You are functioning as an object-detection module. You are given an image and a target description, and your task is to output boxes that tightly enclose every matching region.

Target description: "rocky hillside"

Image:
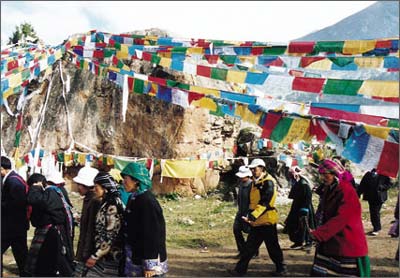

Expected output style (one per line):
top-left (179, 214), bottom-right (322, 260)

top-left (1, 40), bottom-right (243, 196)
top-left (296, 1), bottom-right (399, 41)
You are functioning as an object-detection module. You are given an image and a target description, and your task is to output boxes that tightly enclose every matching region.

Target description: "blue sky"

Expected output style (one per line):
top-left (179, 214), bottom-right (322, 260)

top-left (1, 1), bottom-right (375, 46)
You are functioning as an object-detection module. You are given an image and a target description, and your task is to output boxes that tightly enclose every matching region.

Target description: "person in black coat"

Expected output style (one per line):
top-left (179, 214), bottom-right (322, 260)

top-left (121, 162), bottom-right (168, 277)
top-left (1, 156), bottom-right (29, 277)
top-left (358, 168), bottom-right (392, 235)
top-left (285, 166), bottom-right (315, 250)
top-left (24, 173), bottom-right (74, 277)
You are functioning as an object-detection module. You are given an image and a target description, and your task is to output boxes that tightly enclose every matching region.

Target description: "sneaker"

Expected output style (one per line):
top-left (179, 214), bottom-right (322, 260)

top-left (227, 269), bottom-right (244, 277)
top-left (367, 231), bottom-right (379, 236)
top-left (302, 242), bottom-right (312, 251)
top-left (290, 243), bottom-right (303, 249)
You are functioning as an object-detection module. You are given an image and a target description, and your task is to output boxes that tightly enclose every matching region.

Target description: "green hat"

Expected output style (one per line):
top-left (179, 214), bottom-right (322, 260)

top-left (121, 162), bottom-right (152, 194)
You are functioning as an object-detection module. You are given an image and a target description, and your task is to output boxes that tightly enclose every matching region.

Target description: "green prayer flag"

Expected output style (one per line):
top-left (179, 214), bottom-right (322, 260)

top-left (211, 68), bottom-right (228, 81)
top-left (177, 83), bottom-right (190, 90)
top-left (329, 57), bottom-right (354, 67)
top-left (151, 54), bottom-right (161, 65)
top-left (220, 55), bottom-right (237, 64)
top-left (313, 41), bottom-right (344, 54)
top-left (263, 46), bottom-right (287, 55)
top-left (57, 152), bottom-right (64, 162)
top-left (210, 103), bottom-right (225, 117)
top-left (323, 79), bottom-right (363, 96)
top-left (115, 42), bottom-right (121, 50)
top-left (14, 131), bottom-right (21, 147)
top-left (104, 49), bottom-right (115, 58)
top-left (270, 118), bottom-right (293, 143)
top-left (166, 80), bottom-right (178, 87)
top-left (388, 119), bottom-right (399, 128)
top-left (134, 79), bottom-right (144, 94)
top-left (172, 47), bottom-right (187, 53)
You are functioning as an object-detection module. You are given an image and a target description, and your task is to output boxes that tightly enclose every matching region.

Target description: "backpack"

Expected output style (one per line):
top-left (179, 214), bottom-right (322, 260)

top-left (9, 174), bottom-right (32, 221)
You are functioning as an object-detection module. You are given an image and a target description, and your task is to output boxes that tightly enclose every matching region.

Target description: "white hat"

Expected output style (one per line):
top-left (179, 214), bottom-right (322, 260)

top-left (248, 158), bottom-right (266, 168)
top-left (236, 166), bottom-right (253, 178)
top-left (73, 166), bottom-right (99, 187)
top-left (46, 171), bottom-right (65, 184)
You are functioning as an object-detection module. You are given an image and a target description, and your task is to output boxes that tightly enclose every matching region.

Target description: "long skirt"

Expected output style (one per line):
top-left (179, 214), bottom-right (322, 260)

top-left (310, 251), bottom-right (370, 277)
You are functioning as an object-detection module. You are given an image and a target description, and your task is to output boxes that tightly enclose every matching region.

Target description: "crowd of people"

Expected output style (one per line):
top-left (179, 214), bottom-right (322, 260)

top-left (1, 154), bottom-right (398, 277)
top-left (228, 157), bottom-right (397, 277)
top-left (1, 156), bottom-right (168, 277)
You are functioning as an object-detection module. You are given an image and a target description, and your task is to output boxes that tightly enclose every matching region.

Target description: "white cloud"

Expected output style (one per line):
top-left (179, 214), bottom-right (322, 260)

top-left (1, 1), bottom-right (375, 46)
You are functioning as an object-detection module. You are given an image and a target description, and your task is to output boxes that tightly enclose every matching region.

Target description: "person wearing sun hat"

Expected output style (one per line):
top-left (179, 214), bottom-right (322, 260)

top-left (229, 158), bottom-right (287, 277)
top-left (309, 159), bottom-right (370, 277)
top-left (120, 162), bottom-right (168, 277)
top-left (232, 165), bottom-right (259, 259)
top-left (73, 165), bottom-right (102, 268)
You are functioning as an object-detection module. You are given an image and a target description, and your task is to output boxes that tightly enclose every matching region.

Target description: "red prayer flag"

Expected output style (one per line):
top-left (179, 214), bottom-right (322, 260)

top-left (148, 76), bottom-right (167, 86)
top-left (375, 40), bottom-right (392, 49)
top-left (288, 41), bottom-right (315, 53)
top-left (292, 77), bottom-right (325, 93)
top-left (7, 60), bottom-right (18, 71)
top-left (188, 92), bottom-right (204, 104)
top-left (16, 113), bottom-right (23, 131)
top-left (142, 52), bottom-right (152, 61)
top-left (376, 141), bottom-right (399, 178)
top-left (300, 57), bottom-right (326, 68)
top-left (261, 112), bottom-right (282, 139)
top-left (204, 55), bottom-right (219, 64)
top-left (127, 77), bottom-right (134, 92)
top-left (197, 65), bottom-right (211, 77)
top-left (251, 47), bottom-right (264, 55)
top-left (93, 50), bottom-right (104, 59)
top-left (310, 107), bottom-right (387, 126)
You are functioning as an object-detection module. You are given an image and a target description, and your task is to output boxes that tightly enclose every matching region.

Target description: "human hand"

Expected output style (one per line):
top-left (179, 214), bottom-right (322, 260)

top-left (144, 269), bottom-right (156, 277)
top-left (242, 216), bottom-right (255, 226)
top-left (85, 257), bottom-right (97, 268)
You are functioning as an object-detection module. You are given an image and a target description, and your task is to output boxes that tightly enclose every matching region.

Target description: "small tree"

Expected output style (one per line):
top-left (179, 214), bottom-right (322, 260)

top-left (8, 22), bottom-right (39, 45)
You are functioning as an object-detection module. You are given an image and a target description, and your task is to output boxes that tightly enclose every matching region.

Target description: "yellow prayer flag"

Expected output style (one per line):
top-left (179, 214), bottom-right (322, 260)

top-left (234, 103), bottom-right (262, 125)
top-left (238, 56), bottom-right (256, 65)
top-left (14, 148), bottom-right (23, 169)
top-left (343, 40), bottom-right (377, 55)
top-left (64, 153), bottom-right (73, 167)
top-left (108, 66), bottom-right (121, 73)
top-left (364, 125), bottom-right (391, 139)
top-left (69, 37), bottom-right (78, 47)
top-left (187, 47), bottom-right (203, 55)
top-left (161, 159), bottom-right (206, 178)
top-left (226, 70), bottom-right (246, 83)
top-left (354, 57), bottom-right (383, 68)
top-left (8, 73), bottom-right (22, 88)
top-left (54, 49), bottom-right (63, 60)
top-left (116, 50), bottom-right (128, 60)
top-left (3, 88), bottom-right (14, 99)
top-left (281, 118), bottom-right (310, 144)
top-left (107, 156), bottom-right (114, 166)
top-left (191, 97), bottom-right (217, 112)
top-left (190, 86), bottom-right (220, 98)
top-left (358, 80), bottom-right (399, 98)
top-left (159, 57), bottom-right (172, 68)
top-left (78, 153), bottom-right (86, 165)
top-left (158, 52), bottom-right (172, 59)
top-left (305, 59), bottom-right (333, 70)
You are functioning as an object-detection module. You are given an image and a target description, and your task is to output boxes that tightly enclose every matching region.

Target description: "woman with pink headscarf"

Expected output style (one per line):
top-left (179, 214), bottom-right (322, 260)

top-left (309, 159), bottom-right (370, 277)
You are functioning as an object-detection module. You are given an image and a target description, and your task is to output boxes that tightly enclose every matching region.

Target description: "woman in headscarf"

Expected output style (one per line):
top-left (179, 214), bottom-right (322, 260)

top-left (285, 166), bottom-right (315, 250)
top-left (84, 172), bottom-right (125, 277)
top-left (309, 159), bottom-right (370, 277)
top-left (25, 173), bottom-right (74, 277)
top-left (121, 162), bottom-right (168, 277)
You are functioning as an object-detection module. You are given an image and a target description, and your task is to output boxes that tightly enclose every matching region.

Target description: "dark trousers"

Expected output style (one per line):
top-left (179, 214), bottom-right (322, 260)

top-left (368, 201), bottom-right (383, 232)
top-left (1, 234), bottom-right (28, 276)
top-left (234, 225), bottom-right (285, 275)
top-left (233, 217), bottom-right (259, 256)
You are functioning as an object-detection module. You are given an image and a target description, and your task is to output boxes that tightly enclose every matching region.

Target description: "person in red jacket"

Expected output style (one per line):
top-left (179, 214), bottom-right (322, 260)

top-left (309, 159), bottom-right (370, 277)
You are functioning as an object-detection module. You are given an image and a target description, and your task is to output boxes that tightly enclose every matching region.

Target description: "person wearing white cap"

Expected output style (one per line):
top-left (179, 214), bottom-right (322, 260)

top-left (229, 158), bottom-right (287, 277)
top-left (233, 166), bottom-right (258, 259)
top-left (73, 166), bottom-right (102, 269)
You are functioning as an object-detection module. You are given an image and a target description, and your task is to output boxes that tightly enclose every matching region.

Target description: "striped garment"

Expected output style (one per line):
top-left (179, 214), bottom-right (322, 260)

top-left (311, 252), bottom-right (370, 277)
top-left (24, 224), bottom-right (52, 276)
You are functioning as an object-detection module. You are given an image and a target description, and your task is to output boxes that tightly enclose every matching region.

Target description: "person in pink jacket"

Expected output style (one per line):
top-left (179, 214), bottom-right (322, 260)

top-left (309, 159), bottom-right (370, 277)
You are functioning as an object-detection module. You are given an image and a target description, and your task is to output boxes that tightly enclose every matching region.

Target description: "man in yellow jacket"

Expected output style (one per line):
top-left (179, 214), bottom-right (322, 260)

top-left (228, 158), bottom-right (287, 277)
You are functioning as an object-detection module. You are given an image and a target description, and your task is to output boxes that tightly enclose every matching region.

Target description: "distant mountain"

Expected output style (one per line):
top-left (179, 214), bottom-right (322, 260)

top-left (295, 1), bottom-right (399, 41)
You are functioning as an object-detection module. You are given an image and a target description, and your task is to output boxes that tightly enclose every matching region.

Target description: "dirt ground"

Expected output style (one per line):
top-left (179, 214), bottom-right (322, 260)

top-left (2, 201), bottom-right (399, 277)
